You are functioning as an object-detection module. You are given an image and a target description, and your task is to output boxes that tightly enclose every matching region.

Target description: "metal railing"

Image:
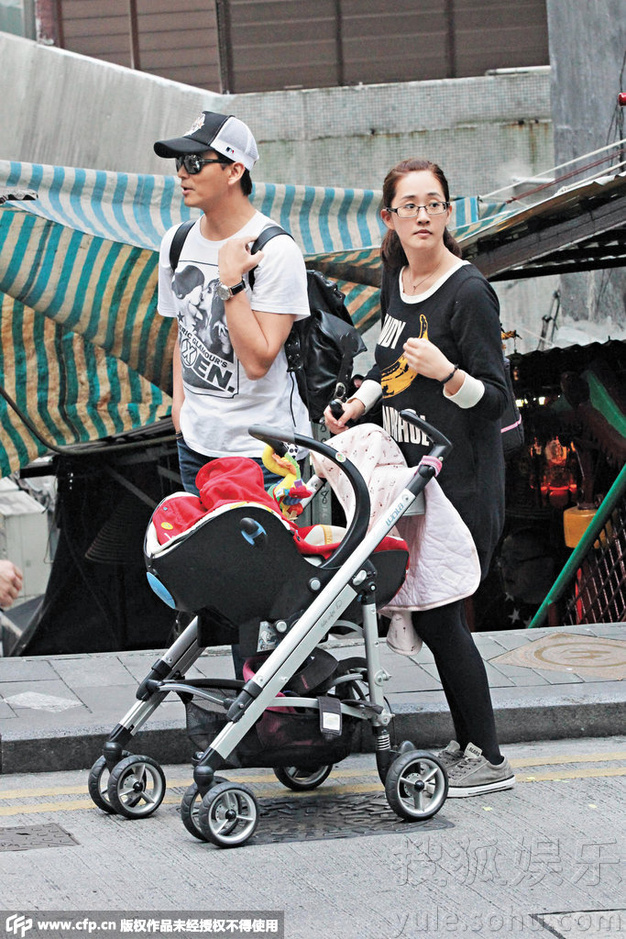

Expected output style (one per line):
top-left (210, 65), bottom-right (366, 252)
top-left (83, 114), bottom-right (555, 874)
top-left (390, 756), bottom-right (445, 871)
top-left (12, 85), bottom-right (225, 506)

top-left (529, 462), bottom-right (626, 628)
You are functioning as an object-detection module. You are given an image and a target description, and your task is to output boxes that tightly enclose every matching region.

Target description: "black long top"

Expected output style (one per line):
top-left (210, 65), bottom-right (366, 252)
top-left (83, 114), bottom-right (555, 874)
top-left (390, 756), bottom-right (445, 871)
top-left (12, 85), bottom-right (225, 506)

top-left (368, 262), bottom-right (508, 577)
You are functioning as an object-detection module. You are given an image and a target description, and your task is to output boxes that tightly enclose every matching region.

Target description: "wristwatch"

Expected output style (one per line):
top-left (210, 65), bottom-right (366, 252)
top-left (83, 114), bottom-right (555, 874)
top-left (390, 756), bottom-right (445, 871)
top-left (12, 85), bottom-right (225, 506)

top-left (217, 279), bottom-right (246, 301)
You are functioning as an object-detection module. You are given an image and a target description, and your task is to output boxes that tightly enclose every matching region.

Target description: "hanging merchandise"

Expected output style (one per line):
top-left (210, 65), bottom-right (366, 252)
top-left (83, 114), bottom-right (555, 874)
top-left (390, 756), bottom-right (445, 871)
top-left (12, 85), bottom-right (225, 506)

top-left (562, 441), bottom-right (607, 549)
top-left (540, 438), bottom-right (578, 509)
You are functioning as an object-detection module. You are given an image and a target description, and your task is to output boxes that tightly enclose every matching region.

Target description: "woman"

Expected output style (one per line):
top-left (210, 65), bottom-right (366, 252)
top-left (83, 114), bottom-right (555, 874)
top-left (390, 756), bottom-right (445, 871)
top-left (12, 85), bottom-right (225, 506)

top-left (325, 158), bottom-right (514, 798)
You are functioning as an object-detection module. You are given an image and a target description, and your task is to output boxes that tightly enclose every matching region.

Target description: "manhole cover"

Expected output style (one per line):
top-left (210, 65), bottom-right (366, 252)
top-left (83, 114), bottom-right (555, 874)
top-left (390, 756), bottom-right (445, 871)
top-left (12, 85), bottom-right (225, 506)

top-left (0, 823), bottom-right (79, 852)
top-left (491, 633), bottom-right (626, 678)
top-left (250, 791), bottom-right (453, 844)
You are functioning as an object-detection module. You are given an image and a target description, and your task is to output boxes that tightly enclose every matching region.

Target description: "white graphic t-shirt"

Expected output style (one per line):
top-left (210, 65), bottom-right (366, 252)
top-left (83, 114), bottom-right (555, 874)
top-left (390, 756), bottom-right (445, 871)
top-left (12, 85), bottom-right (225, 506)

top-left (158, 212), bottom-right (311, 457)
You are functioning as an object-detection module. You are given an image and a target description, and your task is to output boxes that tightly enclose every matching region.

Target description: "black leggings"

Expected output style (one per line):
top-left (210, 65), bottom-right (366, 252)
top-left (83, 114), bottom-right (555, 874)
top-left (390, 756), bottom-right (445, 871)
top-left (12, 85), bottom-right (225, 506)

top-left (412, 600), bottom-right (502, 764)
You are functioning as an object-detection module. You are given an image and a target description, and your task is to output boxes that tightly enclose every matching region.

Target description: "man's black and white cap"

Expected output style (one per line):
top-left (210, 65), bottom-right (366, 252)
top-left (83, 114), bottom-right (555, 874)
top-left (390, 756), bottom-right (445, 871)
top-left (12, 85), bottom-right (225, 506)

top-left (154, 111), bottom-right (259, 170)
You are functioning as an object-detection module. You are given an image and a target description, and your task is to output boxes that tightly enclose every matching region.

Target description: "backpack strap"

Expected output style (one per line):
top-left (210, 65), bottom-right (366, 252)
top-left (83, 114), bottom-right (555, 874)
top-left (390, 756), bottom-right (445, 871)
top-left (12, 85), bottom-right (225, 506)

top-left (251, 224), bottom-right (288, 253)
top-left (169, 220), bottom-right (293, 285)
top-left (248, 224), bottom-right (292, 290)
top-left (247, 224), bottom-right (305, 401)
top-left (169, 219), bottom-right (196, 272)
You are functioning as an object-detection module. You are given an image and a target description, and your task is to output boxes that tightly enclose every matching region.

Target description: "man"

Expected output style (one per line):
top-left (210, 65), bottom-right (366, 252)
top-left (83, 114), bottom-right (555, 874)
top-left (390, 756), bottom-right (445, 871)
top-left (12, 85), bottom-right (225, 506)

top-left (0, 559), bottom-right (23, 609)
top-left (154, 111), bottom-right (311, 494)
top-left (154, 112), bottom-right (311, 671)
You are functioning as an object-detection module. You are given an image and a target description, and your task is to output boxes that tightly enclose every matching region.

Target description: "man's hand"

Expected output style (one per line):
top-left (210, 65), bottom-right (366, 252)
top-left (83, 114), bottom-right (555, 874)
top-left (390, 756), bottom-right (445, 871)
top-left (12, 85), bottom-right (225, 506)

top-left (218, 234), bottom-right (264, 285)
top-left (0, 560), bottom-right (23, 608)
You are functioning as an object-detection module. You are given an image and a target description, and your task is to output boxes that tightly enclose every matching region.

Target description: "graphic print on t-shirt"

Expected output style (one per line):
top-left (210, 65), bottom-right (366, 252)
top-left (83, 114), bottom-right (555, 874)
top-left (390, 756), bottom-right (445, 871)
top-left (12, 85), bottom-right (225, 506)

top-left (173, 263), bottom-right (238, 398)
top-left (379, 313), bottom-right (428, 398)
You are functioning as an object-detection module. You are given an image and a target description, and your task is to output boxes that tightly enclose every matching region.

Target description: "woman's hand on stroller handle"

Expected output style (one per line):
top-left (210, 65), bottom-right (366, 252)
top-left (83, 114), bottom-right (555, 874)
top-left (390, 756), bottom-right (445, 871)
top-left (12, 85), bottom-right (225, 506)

top-left (329, 399), bottom-right (346, 420)
top-left (324, 398), bottom-right (364, 434)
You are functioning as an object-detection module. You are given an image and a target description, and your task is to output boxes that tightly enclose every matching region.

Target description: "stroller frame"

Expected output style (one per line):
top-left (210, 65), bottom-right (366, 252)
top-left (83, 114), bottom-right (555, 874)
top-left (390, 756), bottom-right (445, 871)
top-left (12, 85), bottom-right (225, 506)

top-left (89, 411), bottom-right (453, 847)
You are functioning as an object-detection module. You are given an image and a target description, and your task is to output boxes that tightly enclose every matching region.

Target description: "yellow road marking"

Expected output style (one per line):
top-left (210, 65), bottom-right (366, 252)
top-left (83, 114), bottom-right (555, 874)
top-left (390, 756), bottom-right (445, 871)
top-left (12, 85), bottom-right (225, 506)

top-left (0, 799), bottom-right (95, 816)
top-left (517, 766), bottom-right (626, 781)
top-left (0, 784), bottom-right (89, 799)
top-left (2, 751), bottom-right (624, 800)
top-left (509, 750), bottom-right (626, 768)
top-left (0, 768), bottom-right (624, 817)
top-left (0, 771), bottom-right (288, 799)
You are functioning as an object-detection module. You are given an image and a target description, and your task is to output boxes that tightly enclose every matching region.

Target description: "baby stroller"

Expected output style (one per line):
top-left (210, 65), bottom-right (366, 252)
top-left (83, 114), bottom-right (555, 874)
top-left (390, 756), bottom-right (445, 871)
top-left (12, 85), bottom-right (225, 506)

top-left (88, 411), bottom-right (452, 848)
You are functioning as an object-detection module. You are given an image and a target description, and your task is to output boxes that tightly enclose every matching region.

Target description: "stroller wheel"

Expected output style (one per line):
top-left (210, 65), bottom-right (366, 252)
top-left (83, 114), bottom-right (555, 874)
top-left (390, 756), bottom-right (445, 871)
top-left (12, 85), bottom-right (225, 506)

top-left (106, 755), bottom-right (166, 819)
top-left (180, 778), bottom-right (227, 841)
top-left (197, 782), bottom-right (259, 848)
top-left (88, 752), bottom-right (131, 814)
top-left (385, 750), bottom-right (448, 821)
top-left (181, 783), bottom-right (208, 841)
top-left (273, 764), bottom-right (333, 791)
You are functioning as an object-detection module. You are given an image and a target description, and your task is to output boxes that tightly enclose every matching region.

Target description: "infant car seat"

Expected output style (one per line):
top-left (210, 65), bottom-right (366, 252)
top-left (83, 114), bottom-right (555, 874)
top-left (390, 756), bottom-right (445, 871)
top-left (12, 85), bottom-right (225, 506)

top-left (145, 457), bottom-right (409, 649)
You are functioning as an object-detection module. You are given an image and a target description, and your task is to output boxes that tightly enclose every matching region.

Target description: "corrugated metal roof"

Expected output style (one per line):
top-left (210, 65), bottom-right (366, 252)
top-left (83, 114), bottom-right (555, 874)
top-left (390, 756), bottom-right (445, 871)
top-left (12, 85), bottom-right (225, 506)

top-left (461, 170), bottom-right (626, 280)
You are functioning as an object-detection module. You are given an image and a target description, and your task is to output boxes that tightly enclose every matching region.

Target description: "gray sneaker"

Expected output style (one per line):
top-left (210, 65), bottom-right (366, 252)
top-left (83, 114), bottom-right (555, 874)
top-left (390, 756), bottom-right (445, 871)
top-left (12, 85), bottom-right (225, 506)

top-left (446, 743), bottom-right (515, 798)
top-left (436, 740), bottom-right (464, 770)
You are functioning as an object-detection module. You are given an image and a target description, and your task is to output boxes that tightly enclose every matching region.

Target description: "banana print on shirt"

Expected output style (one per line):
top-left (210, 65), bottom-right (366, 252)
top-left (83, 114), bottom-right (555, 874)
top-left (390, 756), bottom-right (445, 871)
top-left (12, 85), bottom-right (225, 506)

top-left (381, 314), bottom-right (428, 398)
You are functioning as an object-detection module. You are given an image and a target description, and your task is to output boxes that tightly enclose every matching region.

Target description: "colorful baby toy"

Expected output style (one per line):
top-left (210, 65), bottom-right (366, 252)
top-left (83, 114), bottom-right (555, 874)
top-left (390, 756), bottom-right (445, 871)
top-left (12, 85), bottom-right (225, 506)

top-left (262, 445), bottom-right (312, 520)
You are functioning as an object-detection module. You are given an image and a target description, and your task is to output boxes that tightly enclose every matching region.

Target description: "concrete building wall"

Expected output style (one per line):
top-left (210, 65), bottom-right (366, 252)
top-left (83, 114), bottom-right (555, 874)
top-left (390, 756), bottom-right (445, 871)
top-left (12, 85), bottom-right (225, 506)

top-left (0, 32), bottom-right (553, 195)
top-left (547, 0), bottom-right (626, 334)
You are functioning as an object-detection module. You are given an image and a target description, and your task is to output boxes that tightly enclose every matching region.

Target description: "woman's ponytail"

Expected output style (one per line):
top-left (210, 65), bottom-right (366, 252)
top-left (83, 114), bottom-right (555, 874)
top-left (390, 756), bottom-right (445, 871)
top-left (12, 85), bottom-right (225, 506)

top-left (444, 228), bottom-right (463, 258)
top-left (381, 229), bottom-right (407, 269)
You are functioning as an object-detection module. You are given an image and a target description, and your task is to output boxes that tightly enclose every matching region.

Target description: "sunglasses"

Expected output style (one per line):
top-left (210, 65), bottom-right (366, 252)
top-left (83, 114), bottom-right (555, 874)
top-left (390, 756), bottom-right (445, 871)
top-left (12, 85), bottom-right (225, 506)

top-left (175, 154), bottom-right (228, 175)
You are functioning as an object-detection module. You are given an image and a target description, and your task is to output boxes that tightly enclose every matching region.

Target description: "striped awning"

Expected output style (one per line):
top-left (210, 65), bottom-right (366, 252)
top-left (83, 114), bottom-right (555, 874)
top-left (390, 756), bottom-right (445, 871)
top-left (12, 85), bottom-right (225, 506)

top-left (0, 160), bottom-right (505, 477)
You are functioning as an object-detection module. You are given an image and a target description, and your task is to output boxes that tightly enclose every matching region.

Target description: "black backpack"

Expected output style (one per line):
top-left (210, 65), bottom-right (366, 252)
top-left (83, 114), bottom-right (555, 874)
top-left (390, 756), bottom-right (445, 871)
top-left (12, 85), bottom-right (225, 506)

top-left (169, 220), bottom-right (366, 422)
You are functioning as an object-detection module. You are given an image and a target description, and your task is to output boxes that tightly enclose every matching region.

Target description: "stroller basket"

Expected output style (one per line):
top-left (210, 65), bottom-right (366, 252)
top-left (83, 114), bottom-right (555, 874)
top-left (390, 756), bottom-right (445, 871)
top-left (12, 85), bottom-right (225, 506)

top-left (185, 693), bottom-right (357, 769)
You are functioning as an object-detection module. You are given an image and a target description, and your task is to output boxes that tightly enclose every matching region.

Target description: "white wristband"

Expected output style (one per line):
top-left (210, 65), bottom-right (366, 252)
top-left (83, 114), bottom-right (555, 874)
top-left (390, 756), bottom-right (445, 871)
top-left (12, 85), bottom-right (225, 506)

top-left (351, 379), bottom-right (383, 414)
top-left (443, 372), bottom-right (485, 408)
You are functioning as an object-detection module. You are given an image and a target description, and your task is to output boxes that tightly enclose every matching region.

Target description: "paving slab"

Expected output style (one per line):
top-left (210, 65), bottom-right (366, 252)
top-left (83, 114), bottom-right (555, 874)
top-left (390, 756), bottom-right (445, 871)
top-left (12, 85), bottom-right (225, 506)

top-left (0, 624), bottom-right (624, 774)
top-left (0, 659), bottom-right (59, 682)
top-left (50, 656), bottom-right (135, 688)
top-left (487, 661), bottom-right (550, 686)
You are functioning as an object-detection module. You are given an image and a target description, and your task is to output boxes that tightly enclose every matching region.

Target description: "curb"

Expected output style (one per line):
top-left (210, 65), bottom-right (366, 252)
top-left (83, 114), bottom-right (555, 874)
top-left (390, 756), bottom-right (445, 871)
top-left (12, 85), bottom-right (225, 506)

top-left (2, 688), bottom-right (624, 775)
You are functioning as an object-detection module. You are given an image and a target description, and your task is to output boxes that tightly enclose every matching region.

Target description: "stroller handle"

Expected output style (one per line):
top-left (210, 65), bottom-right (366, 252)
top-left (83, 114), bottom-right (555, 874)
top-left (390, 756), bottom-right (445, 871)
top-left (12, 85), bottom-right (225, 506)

top-left (399, 410), bottom-right (452, 460)
top-left (398, 410), bottom-right (453, 496)
top-left (249, 424), bottom-right (371, 571)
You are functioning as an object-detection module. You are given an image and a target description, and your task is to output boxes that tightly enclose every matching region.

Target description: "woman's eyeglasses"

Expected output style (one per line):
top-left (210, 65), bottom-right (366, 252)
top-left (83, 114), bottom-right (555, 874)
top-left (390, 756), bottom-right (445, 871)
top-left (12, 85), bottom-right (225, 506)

top-left (387, 201), bottom-right (450, 218)
top-left (175, 154), bottom-right (228, 175)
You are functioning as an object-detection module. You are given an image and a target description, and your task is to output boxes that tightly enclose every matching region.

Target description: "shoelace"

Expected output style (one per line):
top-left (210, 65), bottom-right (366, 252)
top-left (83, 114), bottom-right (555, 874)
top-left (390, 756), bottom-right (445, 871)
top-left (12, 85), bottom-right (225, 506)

top-left (439, 751), bottom-right (462, 764)
top-left (449, 755), bottom-right (481, 773)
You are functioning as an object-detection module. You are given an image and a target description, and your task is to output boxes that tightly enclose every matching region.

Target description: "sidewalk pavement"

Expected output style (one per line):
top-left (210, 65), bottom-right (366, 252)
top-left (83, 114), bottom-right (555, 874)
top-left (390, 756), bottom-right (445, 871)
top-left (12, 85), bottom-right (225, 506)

top-left (0, 623), bottom-right (625, 775)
